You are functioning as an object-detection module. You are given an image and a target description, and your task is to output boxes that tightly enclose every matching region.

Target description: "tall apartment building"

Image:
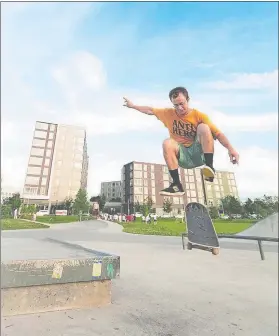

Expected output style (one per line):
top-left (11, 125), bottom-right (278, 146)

top-left (100, 181), bottom-right (121, 201)
top-left (121, 161), bottom-right (239, 215)
top-left (22, 121), bottom-right (89, 205)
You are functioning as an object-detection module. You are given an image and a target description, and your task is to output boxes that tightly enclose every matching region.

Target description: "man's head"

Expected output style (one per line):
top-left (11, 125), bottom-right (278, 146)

top-left (169, 87), bottom-right (190, 116)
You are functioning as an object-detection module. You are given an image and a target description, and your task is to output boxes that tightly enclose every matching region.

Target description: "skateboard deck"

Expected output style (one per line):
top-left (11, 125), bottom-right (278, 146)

top-left (185, 202), bottom-right (220, 255)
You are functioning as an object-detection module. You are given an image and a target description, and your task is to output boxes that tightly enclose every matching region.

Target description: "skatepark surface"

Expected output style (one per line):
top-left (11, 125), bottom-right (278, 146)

top-left (2, 218), bottom-right (278, 336)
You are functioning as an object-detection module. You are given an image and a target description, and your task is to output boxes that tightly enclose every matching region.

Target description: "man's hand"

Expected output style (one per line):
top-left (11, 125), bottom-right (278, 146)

top-left (228, 149), bottom-right (239, 165)
top-left (123, 97), bottom-right (134, 108)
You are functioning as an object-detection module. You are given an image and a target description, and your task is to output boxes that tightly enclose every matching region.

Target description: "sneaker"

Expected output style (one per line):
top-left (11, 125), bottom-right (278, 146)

top-left (202, 165), bottom-right (215, 182)
top-left (159, 182), bottom-right (185, 196)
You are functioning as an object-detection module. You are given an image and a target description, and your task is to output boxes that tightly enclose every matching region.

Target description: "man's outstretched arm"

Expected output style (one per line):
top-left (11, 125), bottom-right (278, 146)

top-left (216, 132), bottom-right (239, 164)
top-left (123, 97), bottom-right (154, 115)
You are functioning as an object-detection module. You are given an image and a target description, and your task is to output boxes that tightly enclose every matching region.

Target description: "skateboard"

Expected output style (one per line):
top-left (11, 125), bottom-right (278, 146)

top-left (185, 202), bottom-right (220, 255)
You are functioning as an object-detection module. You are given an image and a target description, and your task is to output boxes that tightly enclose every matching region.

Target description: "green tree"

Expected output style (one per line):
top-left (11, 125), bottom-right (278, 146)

top-left (141, 197), bottom-right (154, 216)
top-left (134, 201), bottom-right (141, 212)
top-left (209, 206), bottom-right (219, 219)
top-left (163, 198), bottom-right (173, 214)
top-left (64, 197), bottom-right (74, 215)
top-left (221, 195), bottom-right (242, 217)
top-left (73, 189), bottom-right (90, 214)
top-left (243, 198), bottom-right (255, 216)
top-left (3, 193), bottom-right (22, 211)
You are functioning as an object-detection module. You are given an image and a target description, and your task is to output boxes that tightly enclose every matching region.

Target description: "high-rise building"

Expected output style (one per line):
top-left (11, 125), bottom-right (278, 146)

top-left (121, 161), bottom-right (239, 215)
top-left (22, 121), bottom-right (89, 206)
top-left (100, 181), bottom-right (121, 201)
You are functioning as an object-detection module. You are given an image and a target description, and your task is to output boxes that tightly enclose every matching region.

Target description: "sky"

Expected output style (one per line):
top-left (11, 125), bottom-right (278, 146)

top-left (1, 2), bottom-right (278, 200)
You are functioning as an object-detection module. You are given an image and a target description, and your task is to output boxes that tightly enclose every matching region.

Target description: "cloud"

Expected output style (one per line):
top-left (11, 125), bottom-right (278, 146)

top-left (205, 70), bottom-right (278, 91)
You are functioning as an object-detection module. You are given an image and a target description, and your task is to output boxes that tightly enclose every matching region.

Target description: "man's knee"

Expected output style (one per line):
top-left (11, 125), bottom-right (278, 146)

top-left (162, 138), bottom-right (179, 152)
top-left (197, 123), bottom-right (213, 138)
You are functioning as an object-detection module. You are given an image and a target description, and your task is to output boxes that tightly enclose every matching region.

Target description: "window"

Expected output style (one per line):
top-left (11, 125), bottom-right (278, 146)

top-left (144, 179), bottom-right (148, 186)
top-left (29, 157), bottom-right (43, 165)
top-left (44, 158), bottom-right (50, 166)
top-left (41, 177), bottom-right (47, 186)
top-left (184, 176), bottom-right (189, 182)
top-left (31, 147), bottom-right (44, 156)
top-left (45, 149), bottom-right (52, 157)
top-left (144, 165), bottom-right (147, 171)
top-left (189, 176), bottom-right (194, 183)
top-left (190, 183), bottom-right (195, 190)
top-left (179, 197), bottom-right (184, 204)
top-left (27, 166), bottom-right (41, 175)
top-left (144, 172), bottom-right (147, 178)
top-left (134, 179), bottom-right (142, 186)
top-left (173, 197), bottom-right (179, 204)
top-left (134, 171), bottom-right (142, 178)
top-left (190, 190), bottom-right (196, 197)
top-left (47, 140), bottom-right (53, 149)
top-left (230, 173), bottom-right (234, 179)
top-left (34, 130), bottom-right (47, 138)
top-left (215, 185), bottom-right (220, 191)
top-left (162, 166), bottom-right (168, 174)
top-left (188, 170), bottom-right (194, 176)
top-left (163, 174), bottom-right (169, 181)
top-left (186, 191), bottom-right (191, 197)
top-left (151, 180), bottom-right (155, 187)
top-left (134, 187), bottom-right (143, 194)
top-left (163, 181), bottom-right (169, 188)
top-left (32, 138), bottom-right (46, 147)
top-left (48, 132), bottom-right (54, 140)
top-left (151, 165), bottom-right (154, 172)
top-left (74, 162), bottom-right (82, 169)
top-left (144, 187), bottom-right (148, 195)
top-left (36, 122), bottom-right (48, 130)
top-left (152, 188), bottom-right (155, 196)
top-left (151, 173), bottom-right (155, 180)
top-left (198, 191), bottom-right (203, 198)
top-left (40, 187), bottom-right (46, 195)
top-left (207, 184), bottom-right (212, 191)
top-left (134, 163), bottom-right (142, 170)
top-left (25, 176), bottom-right (40, 185)
top-left (134, 195), bottom-right (143, 203)
top-left (24, 187), bottom-right (38, 195)
top-left (43, 167), bottom-right (49, 176)
top-left (74, 153), bottom-right (83, 161)
top-left (50, 124), bottom-right (56, 131)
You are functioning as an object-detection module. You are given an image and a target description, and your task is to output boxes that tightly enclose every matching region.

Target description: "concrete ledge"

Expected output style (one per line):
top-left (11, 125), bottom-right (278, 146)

top-left (2, 280), bottom-right (111, 316)
top-left (1, 238), bottom-right (120, 316)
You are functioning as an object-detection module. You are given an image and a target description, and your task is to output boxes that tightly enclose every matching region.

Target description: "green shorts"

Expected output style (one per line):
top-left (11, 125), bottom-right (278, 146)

top-left (178, 139), bottom-right (205, 169)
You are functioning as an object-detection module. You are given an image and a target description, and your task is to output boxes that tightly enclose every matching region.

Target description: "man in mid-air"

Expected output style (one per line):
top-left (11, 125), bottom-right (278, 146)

top-left (123, 87), bottom-right (239, 197)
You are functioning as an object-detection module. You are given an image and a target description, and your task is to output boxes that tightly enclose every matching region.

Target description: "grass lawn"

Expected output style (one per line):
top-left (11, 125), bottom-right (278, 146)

top-left (36, 215), bottom-right (80, 224)
top-left (1, 218), bottom-right (49, 230)
top-left (121, 218), bottom-right (254, 236)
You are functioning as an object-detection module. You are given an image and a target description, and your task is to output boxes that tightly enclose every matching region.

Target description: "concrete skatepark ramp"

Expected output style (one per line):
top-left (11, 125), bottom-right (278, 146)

top-left (1, 237), bottom-right (120, 316)
top-left (236, 213), bottom-right (278, 238)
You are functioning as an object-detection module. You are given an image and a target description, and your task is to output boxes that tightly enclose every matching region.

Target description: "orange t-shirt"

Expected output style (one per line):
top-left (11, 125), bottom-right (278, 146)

top-left (152, 108), bottom-right (221, 147)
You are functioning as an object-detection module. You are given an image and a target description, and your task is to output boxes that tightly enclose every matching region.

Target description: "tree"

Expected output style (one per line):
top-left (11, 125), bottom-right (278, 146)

top-left (209, 206), bottom-right (219, 219)
top-left (221, 195), bottom-right (242, 217)
top-left (73, 189), bottom-right (90, 215)
top-left (134, 201), bottom-right (141, 212)
top-left (64, 197), bottom-right (74, 215)
top-left (90, 194), bottom-right (106, 212)
top-left (243, 198), bottom-right (256, 216)
top-left (163, 198), bottom-right (172, 214)
top-left (141, 197), bottom-right (154, 216)
top-left (3, 193), bottom-right (22, 211)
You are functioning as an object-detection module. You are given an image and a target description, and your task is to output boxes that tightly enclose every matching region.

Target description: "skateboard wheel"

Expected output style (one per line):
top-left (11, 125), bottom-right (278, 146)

top-left (212, 248), bottom-right (219, 255)
top-left (187, 242), bottom-right (193, 250)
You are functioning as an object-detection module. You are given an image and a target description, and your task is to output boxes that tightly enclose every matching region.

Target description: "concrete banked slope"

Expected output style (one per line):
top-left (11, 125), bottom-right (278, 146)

top-left (236, 213), bottom-right (278, 238)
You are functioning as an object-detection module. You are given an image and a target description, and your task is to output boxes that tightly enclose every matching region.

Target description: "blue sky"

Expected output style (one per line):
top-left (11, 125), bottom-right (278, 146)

top-left (2, 2), bottom-right (278, 199)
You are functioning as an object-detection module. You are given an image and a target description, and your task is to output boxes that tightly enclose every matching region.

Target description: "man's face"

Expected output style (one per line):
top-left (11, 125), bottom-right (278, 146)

top-left (171, 92), bottom-right (188, 116)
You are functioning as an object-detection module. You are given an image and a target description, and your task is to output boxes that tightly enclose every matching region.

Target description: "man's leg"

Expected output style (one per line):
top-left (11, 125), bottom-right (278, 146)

top-left (159, 138), bottom-right (185, 196)
top-left (197, 123), bottom-right (215, 181)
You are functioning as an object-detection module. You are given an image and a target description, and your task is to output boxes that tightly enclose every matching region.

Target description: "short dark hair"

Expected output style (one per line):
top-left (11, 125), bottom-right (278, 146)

top-left (169, 87), bottom-right (190, 101)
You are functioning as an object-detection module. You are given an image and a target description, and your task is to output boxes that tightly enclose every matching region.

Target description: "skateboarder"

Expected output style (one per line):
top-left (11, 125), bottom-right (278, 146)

top-left (123, 87), bottom-right (239, 196)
